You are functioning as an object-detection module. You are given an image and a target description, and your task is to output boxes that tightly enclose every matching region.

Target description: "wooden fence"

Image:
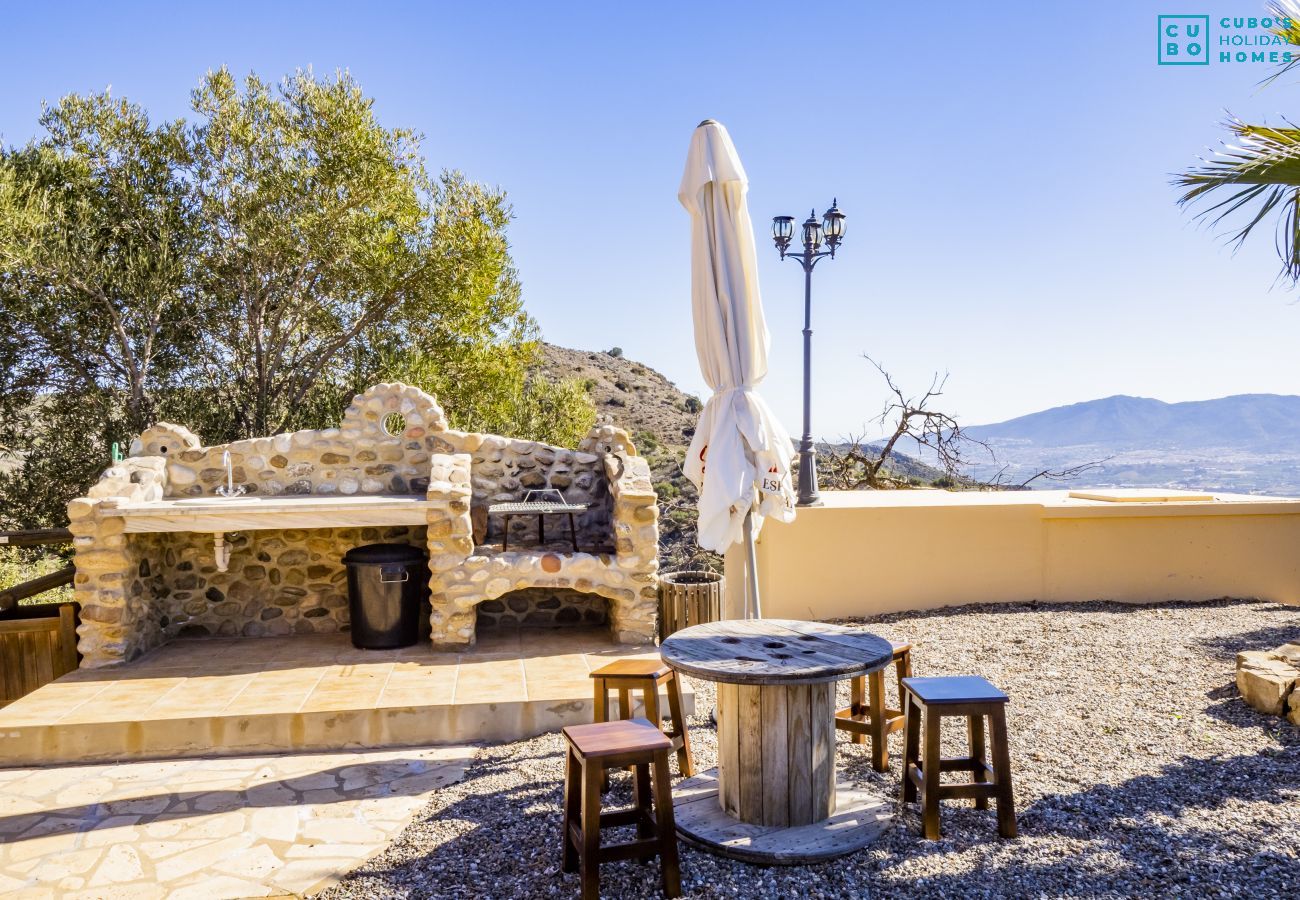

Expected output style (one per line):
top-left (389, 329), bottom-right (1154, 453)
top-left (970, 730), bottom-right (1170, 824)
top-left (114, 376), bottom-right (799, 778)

top-left (0, 604), bottom-right (78, 706)
top-left (0, 528), bottom-right (79, 707)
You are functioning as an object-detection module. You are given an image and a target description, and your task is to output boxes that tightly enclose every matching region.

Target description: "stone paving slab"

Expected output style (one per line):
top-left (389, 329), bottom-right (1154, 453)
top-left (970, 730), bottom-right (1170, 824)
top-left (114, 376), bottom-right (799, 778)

top-left (0, 746), bottom-right (471, 898)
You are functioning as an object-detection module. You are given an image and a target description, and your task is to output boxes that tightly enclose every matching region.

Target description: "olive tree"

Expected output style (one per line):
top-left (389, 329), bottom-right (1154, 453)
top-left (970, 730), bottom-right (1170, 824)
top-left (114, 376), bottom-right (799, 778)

top-left (0, 68), bottom-right (591, 528)
top-left (185, 68), bottom-right (535, 436)
top-left (0, 94), bottom-right (199, 433)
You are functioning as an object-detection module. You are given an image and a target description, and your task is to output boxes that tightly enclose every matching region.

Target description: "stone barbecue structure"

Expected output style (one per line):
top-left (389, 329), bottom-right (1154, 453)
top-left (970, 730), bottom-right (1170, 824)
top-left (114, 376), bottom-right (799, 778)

top-left (68, 384), bottom-right (660, 668)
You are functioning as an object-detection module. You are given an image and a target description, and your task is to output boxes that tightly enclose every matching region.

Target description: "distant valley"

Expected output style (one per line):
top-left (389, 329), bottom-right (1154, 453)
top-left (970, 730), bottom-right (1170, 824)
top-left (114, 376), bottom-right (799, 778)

top-left (958, 394), bottom-right (1300, 495)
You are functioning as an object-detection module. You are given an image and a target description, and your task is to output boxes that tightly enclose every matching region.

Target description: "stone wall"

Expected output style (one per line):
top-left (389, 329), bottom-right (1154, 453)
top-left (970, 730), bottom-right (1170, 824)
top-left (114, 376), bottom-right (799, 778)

top-left (70, 383), bottom-right (660, 668)
top-left (154, 525), bottom-right (425, 639)
top-left (477, 588), bottom-right (609, 629)
top-left (68, 502), bottom-right (170, 664)
top-left (140, 386), bottom-right (620, 551)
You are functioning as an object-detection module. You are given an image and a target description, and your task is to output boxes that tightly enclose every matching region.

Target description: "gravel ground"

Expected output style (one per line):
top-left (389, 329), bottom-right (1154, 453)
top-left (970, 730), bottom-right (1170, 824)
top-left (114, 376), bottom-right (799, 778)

top-left (325, 599), bottom-right (1300, 899)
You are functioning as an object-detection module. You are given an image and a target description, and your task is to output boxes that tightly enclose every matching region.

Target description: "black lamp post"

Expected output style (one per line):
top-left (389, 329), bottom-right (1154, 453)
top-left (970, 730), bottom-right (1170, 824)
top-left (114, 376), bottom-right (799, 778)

top-left (772, 200), bottom-right (845, 507)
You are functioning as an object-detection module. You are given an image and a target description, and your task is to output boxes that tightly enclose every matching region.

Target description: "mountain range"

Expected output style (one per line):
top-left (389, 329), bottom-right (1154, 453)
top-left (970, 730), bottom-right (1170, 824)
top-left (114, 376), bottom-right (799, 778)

top-left (961, 394), bottom-right (1300, 495)
top-left (966, 394), bottom-right (1300, 453)
top-left (537, 345), bottom-right (1300, 497)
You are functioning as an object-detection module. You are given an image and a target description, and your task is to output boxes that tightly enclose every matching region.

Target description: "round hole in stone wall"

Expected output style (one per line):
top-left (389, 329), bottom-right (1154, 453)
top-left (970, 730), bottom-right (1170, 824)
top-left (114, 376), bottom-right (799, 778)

top-left (382, 413), bottom-right (407, 437)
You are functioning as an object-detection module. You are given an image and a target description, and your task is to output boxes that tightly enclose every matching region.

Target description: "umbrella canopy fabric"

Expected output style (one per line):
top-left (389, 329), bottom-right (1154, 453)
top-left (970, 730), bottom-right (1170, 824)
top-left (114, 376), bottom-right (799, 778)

top-left (678, 120), bottom-right (796, 555)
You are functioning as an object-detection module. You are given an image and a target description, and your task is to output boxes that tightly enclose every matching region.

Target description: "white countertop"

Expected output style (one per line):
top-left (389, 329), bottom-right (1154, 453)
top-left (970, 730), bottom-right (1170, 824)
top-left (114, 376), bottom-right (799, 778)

top-left (105, 494), bottom-right (434, 533)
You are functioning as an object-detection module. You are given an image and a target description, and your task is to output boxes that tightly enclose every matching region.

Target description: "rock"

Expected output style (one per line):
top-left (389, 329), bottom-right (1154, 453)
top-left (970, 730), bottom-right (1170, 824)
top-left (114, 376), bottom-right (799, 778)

top-left (1273, 642), bottom-right (1300, 666)
top-left (1236, 651), bottom-right (1300, 716)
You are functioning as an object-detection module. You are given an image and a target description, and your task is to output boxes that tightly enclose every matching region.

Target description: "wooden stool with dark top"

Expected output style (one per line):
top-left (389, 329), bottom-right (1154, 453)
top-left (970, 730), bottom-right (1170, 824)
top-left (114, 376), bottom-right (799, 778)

top-left (899, 675), bottom-right (1016, 840)
top-left (562, 718), bottom-right (682, 900)
top-left (834, 639), bottom-right (913, 771)
top-left (590, 659), bottom-right (694, 784)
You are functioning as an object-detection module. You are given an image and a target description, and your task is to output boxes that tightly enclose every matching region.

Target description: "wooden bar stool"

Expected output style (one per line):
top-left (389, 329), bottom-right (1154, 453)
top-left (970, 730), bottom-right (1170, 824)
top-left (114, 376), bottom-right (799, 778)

top-left (899, 675), bottom-right (1017, 840)
top-left (834, 639), bottom-right (913, 771)
top-left (562, 718), bottom-right (682, 900)
top-left (591, 659), bottom-right (694, 780)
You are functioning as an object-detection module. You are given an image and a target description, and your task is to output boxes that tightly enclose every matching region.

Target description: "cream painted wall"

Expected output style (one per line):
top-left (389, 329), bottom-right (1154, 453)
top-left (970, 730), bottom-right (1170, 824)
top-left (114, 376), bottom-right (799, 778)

top-left (723, 491), bottom-right (1300, 620)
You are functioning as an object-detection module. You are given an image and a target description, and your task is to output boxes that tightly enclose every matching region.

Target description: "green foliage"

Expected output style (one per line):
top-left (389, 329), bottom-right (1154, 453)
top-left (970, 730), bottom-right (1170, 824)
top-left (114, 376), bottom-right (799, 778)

top-left (0, 93), bottom-right (198, 432)
top-left (654, 481), bottom-right (680, 500)
top-left (0, 68), bottom-right (562, 528)
top-left (1176, 119), bottom-right (1300, 285)
top-left (186, 69), bottom-right (530, 437)
top-left (0, 391), bottom-right (127, 528)
top-left (0, 546), bottom-right (72, 606)
top-left (379, 344), bottom-right (596, 448)
top-left (1177, 12), bottom-right (1300, 285)
top-left (608, 347), bottom-right (623, 358)
top-left (682, 395), bottom-right (703, 414)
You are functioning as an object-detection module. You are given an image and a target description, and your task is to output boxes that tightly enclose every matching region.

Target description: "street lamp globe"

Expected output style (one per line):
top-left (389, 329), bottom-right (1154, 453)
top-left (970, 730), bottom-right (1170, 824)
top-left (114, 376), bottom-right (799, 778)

top-left (822, 200), bottom-right (845, 249)
top-left (772, 215), bottom-right (794, 255)
top-left (801, 209), bottom-right (822, 249)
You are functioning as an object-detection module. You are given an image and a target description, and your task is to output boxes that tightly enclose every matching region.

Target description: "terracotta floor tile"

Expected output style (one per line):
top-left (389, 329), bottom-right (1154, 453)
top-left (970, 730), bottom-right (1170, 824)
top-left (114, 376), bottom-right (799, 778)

top-left (223, 692), bottom-right (313, 715)
top-left (4, 631), bottom-right (673, 766)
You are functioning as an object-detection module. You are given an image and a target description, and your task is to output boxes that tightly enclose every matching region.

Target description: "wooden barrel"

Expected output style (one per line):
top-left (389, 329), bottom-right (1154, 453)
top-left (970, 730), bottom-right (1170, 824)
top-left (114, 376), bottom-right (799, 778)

top-left (657, 570), bottom-right (724, 641)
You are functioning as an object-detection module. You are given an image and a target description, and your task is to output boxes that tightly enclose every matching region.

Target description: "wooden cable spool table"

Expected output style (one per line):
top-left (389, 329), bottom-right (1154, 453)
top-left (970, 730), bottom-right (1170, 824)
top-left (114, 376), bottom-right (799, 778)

top-left (659, 618), bottom-right (896, 864)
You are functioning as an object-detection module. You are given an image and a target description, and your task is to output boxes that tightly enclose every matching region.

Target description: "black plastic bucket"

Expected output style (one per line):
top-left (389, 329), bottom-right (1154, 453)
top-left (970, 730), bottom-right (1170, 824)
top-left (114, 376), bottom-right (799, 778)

top-left (341, 543), bottom-right (427, 649)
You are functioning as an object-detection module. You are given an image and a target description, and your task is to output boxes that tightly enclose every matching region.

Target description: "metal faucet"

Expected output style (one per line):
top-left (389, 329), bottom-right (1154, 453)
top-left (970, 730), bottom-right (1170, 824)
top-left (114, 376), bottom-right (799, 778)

top-left (215, 450), bottom-right (247, 498)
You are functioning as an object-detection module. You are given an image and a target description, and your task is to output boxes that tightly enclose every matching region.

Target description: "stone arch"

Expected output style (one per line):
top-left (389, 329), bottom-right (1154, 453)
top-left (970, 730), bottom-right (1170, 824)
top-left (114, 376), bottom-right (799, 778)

top-left (130, 423), bottom-right (201, 458)
top-left (471, 569), bottom-right (637, 610)
top-left (428, 549), bottom-right (655, 647)
top-left (340, 383), bottom-right (448, 442)
top-left (579, 420), bottom-right (637, 456)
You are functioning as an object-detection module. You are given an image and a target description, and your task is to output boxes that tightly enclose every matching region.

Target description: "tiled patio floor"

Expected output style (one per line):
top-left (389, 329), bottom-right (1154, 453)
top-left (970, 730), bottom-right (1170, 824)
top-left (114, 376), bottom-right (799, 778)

top-left (0, 745), bottom-right (471, 898)
top-left (0, 628), bottom-right (685, 766)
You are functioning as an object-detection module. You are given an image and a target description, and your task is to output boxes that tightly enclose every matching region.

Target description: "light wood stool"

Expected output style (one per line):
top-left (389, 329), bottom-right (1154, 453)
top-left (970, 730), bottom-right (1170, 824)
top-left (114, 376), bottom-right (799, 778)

top-left (591, 659), bottom-right (694, 780)
top-left (562, 718), bottom-right (682, 900)
top-left (900, 675), bottom-right (1017, 840)
top-left (834, 640), bottom-right (913, 771)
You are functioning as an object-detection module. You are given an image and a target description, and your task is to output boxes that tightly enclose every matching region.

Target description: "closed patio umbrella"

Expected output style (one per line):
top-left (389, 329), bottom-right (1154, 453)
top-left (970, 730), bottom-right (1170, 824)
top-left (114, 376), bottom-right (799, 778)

top-left (678, 119), bottom-right (796, 619)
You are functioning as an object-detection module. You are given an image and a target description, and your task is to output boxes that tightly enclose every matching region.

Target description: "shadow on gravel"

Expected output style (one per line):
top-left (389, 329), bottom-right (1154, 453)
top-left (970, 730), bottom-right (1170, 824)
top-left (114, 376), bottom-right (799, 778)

top-left (872, 748), bottom-right (1300, 898)
top-left (332, 744), bottom-right (604, 898)
top-left (1197, 620), bottom-right (1300, 661)
top-left (837, 596), bottom-right (1279, 628)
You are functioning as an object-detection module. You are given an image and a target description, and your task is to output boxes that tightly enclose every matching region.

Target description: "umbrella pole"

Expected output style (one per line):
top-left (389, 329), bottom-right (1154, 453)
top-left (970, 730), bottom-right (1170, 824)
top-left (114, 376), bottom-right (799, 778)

top-left (743, 510), bottom-right (762, 619)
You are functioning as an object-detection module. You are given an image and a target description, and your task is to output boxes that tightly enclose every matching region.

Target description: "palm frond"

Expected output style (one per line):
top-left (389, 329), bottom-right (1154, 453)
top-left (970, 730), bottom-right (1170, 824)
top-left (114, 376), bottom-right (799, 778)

top-left (1261, 0), bottom-right (1300, 85)
top-left (1175, 116), bottom-right (1300, 283)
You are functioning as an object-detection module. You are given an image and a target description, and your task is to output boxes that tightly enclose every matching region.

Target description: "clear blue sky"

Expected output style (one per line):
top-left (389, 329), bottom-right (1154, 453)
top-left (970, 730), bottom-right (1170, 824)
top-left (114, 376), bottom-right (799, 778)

top-left (3, 1), bottom-right (1297, 438)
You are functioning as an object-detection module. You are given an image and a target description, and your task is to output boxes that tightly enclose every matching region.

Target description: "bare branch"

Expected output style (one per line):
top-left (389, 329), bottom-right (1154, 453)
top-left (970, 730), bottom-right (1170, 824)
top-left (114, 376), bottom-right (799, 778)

top-left (987, 457), bottom-right (1114, 490)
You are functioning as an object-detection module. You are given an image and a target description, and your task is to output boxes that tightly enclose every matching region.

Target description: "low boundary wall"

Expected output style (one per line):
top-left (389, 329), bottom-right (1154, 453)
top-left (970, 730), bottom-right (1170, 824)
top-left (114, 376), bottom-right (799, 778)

top-left (724, 489), bottom-right (1300, 620)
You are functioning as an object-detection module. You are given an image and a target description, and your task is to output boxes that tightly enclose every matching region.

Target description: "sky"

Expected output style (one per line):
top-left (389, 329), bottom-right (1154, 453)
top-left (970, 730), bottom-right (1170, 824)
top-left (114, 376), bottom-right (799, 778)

top-left (2, 1), bottom-right (1299, 439)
